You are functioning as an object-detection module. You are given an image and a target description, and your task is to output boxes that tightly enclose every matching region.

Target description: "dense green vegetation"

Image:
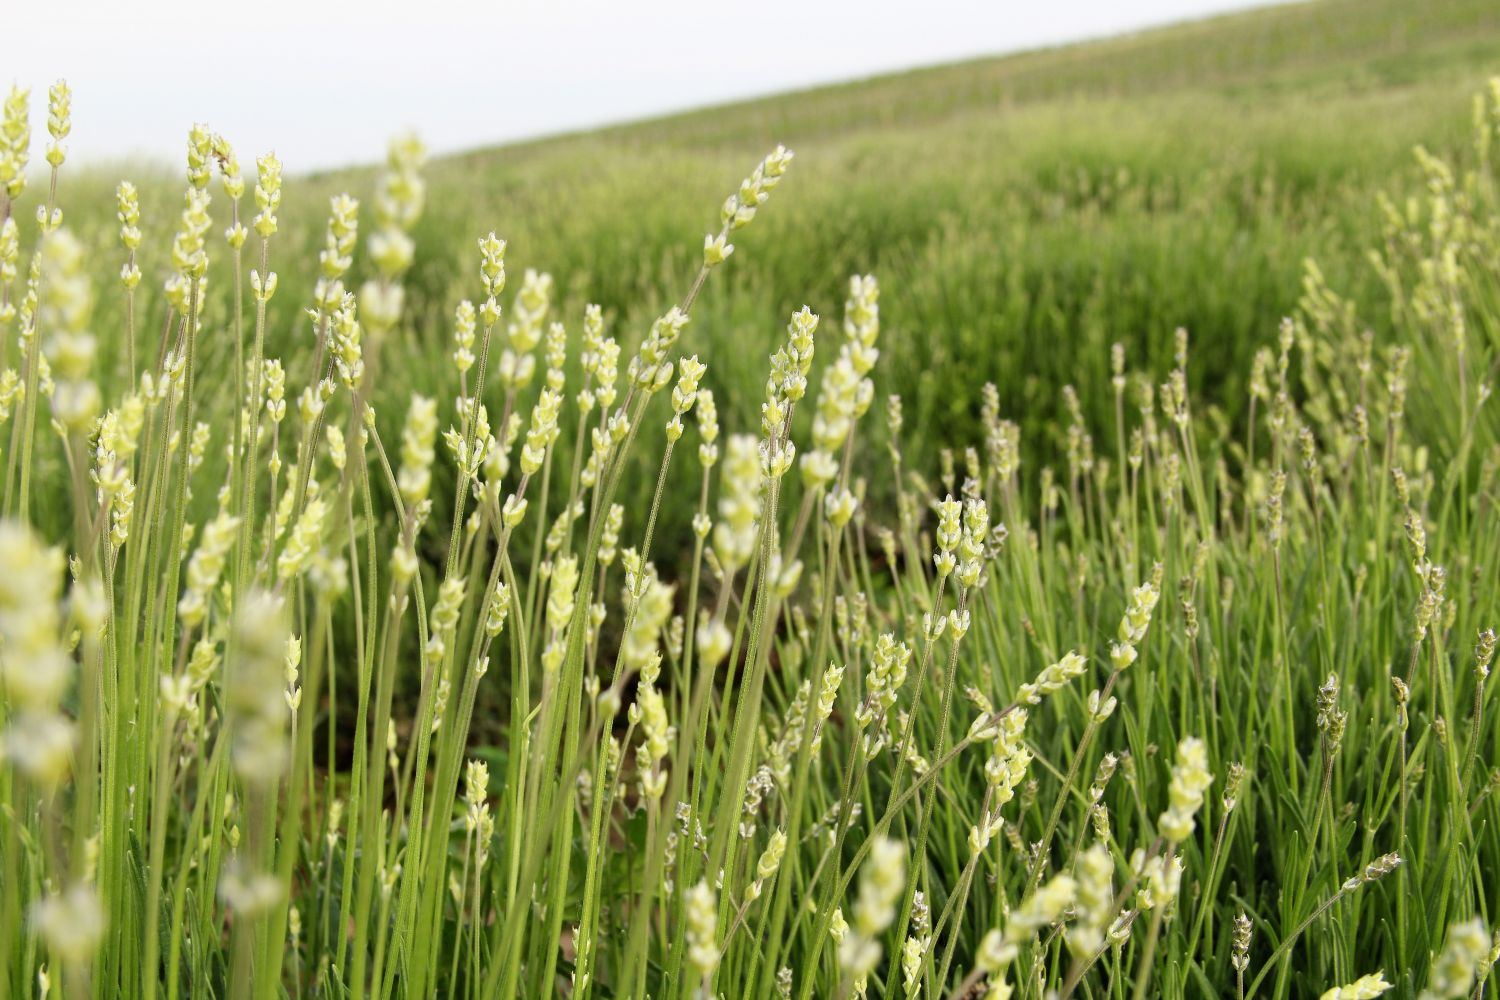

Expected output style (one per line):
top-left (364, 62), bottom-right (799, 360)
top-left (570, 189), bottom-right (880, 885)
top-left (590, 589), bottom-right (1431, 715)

top-left (2, 1), bottom-right (1499, 997)
top-left (57, 0), bottom-right (1500, 547)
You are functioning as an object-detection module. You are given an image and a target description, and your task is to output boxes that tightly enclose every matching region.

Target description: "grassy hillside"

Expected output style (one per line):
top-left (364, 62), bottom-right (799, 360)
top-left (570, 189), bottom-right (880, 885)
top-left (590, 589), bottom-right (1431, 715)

top-left (535, 0), bottom-right (1500, 150)
top-left (38, 0), bottom-right (1499, 552)
top-left (385, 0), bottom-right (1500, 522)
top-left (350, 0), bottom-right (1500, 421)
top-left (45, 0), bottom-right (1497, 556)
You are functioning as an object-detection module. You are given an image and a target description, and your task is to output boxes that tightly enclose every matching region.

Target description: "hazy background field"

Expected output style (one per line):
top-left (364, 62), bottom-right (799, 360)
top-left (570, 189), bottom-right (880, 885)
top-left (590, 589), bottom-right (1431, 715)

top-left (56, 0), bottom-right (1500, 547)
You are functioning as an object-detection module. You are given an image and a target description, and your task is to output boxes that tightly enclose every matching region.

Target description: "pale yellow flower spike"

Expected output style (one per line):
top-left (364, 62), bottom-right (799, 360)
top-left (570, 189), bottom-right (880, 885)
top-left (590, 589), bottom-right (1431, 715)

top-left (1320, 971), bottom-right (1393, 1000)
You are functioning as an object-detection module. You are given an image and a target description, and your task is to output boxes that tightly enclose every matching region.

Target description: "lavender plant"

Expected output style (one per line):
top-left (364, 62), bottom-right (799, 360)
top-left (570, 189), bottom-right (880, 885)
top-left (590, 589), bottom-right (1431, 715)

top-left (0, 74), bottom-right (1497, 1000)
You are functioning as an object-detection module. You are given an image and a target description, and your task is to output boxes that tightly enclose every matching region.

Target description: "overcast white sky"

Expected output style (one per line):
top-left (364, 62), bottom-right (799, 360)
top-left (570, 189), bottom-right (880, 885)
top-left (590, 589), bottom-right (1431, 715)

top-left (13, 0), bottom-right (1281, 172)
